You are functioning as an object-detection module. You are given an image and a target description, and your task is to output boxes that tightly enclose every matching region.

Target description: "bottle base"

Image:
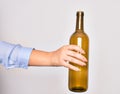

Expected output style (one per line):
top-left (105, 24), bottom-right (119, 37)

top-left (69, 87), bottom-right (87, 92)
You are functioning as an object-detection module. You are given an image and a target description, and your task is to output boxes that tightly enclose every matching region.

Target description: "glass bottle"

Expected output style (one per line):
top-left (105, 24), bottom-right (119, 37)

top-left (68, 11), bottom-right (89, 92)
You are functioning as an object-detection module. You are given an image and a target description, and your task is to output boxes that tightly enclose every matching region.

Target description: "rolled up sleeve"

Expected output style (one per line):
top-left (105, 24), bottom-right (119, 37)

top-left (0, 41), bottom-right (33, 69)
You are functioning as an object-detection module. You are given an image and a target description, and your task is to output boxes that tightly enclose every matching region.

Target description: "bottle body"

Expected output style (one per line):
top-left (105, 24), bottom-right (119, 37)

top-left (68, 11), bottom-right (89, 92)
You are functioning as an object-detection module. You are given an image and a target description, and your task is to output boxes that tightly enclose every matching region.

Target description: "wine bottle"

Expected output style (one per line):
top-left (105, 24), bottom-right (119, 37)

top-left (68, 11), bottom-right (89, 92)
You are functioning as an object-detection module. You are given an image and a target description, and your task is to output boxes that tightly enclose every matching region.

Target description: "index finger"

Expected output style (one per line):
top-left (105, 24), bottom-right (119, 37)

top-left (67, 45), bottom-right (85, 54)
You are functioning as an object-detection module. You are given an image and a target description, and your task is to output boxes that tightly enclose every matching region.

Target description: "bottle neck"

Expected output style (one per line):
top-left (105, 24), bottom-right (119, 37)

top-left (75, 11), bottom-right (84, 32)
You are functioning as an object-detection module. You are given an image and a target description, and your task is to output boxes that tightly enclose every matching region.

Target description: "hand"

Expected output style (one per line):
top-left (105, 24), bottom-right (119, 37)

top-left (50, 45), bottom-right (87, 71)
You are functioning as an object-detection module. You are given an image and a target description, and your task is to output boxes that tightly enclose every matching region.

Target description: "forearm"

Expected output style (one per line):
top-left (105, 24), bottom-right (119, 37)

top-left (28, 50), bottom-right (53, 66)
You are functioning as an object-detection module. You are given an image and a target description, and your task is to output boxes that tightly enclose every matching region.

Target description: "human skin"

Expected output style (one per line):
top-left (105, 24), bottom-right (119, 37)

top-left (28, 45), bottom-right (87, 71)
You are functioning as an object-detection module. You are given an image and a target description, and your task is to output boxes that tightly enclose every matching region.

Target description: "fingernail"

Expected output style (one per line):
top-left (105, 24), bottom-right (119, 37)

top-left (82, 62), bottom-right (86, 66)
top-left (82, 50), bottom-right (86, 54)
top-left (75, 68), bottom-right (81, 71)
top-left (84, 58), bottom-right (88, 62)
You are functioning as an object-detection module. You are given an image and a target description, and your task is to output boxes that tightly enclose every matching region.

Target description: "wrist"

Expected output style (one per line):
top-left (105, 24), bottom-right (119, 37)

top-left (49, 51), bottom-right (59, 66)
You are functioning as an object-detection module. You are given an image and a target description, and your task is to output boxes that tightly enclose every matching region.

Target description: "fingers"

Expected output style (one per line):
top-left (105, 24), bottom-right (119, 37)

top-left (65, 55), bottom-right (86, 66)
top-left (67, 45), bottom-right (85, 54)
top-left (67, 50), bottom-right (87, 62)
top-left (63, 54), bottom-right (86, 71)
top-left (64, 61), bottom-right (80, 71)
top-left (63, 45), bottom-right (88, 71)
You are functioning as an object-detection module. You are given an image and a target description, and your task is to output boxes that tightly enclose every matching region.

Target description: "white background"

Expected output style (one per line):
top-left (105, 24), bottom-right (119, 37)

top-left (0, 0), bottom-right (120, 94)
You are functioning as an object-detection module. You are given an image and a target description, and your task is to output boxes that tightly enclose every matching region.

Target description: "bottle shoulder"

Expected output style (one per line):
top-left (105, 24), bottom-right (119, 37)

top-left (71, 31), bottom-right (89, 39)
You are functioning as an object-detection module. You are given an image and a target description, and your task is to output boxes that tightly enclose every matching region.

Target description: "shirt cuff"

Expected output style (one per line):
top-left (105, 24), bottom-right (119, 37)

top-left (0, 41), bottom-right (33, 69)
top-left (17, 47), bottom-right (33, 69)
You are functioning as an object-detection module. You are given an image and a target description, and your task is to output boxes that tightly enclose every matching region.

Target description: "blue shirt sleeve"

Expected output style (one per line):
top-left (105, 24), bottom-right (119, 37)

top-left (0, 41), bottom-right (33, 69)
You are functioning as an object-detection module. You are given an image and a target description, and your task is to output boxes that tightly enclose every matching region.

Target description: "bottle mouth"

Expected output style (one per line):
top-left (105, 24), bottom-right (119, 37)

top-left (76, 11), bottom-right (84, 16)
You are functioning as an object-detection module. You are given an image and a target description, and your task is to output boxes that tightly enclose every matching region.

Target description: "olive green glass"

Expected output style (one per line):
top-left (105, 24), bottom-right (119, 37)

top-left (68, 11), bottom-right (89, 92)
